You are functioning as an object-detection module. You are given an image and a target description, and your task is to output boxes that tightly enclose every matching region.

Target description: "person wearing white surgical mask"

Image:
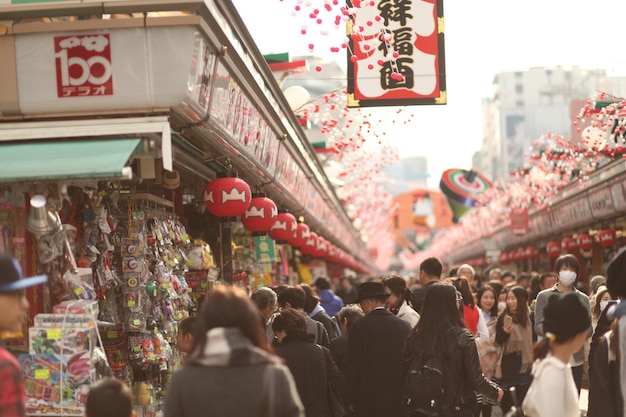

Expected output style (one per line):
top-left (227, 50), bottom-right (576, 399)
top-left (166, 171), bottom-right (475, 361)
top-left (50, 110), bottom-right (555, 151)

top-left (591, 286), bottom-right (613, 331)
top-left (533, 253), bottom-right (593, 395)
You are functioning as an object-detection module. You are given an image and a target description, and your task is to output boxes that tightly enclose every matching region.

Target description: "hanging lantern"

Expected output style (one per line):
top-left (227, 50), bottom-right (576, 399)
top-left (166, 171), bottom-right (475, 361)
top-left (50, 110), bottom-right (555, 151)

top-left (526, 246), bottom-right (539, 259)
top-left (598, 228), bottom-right (617, 247)
top-left (546, 241), bottom-right (561, 258)
top-left (498, 252), bottom-right (508, 264)
top-left (561, 237), bottom-right (578, 253)
top-left (204, 173), bottom-right (251, 221)
top-left (268, 211), bottom-right (297, 244)
top-left (289, 222), bottom-right (311, 248)
top-left (577, 233), bottom-right (594, 251)
top-left (300, 232), bottom-right (318, 255)
top-left (312, 237), bottom-right (329, 258)
top-left (241, 193), bottom-right (278, 236)
top-left (515, 247), bottom-right (526, 261)
top-left (326, 244), bottom-right (337, 262)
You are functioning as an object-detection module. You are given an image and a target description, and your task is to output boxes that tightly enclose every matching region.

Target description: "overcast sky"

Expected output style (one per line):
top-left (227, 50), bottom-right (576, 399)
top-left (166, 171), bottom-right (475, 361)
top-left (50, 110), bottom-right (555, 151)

top-left (233, 0), bottom-right (626, 188)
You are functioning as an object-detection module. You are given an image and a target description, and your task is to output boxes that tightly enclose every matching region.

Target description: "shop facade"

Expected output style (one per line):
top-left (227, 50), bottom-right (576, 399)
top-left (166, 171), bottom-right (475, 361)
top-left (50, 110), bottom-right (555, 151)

top-left (0, 0), bottom-right (372, 415)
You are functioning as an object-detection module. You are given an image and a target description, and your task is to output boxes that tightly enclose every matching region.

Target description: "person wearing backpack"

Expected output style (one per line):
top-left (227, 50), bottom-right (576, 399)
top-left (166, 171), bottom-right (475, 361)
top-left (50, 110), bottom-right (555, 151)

top-left (401, 283), bottom-right (503, 417)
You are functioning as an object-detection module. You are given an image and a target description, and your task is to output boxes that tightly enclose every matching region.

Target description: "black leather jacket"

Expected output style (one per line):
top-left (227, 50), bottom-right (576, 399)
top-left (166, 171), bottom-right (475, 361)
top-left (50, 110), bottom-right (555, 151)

top-left (402, 327), bottom-right (499, 417)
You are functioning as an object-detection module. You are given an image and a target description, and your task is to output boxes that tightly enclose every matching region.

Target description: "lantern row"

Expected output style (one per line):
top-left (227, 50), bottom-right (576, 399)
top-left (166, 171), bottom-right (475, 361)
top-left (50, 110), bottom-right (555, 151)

top-left (496, 229), bottom-right (617, 264)
top-left (203, 173), bottom-right (365, 271)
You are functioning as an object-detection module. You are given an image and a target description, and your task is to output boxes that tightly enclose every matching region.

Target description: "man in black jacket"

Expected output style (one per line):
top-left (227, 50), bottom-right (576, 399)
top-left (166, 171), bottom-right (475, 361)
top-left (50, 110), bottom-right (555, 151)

top-left (347, 282), bottom-right (410, 417)
top-left (410, 257), bottom-right (443, 314)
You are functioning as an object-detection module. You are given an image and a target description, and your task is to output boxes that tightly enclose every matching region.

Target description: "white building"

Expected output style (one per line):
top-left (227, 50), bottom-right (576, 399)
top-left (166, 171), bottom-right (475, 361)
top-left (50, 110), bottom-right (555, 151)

top-left (475, 66), bottom-right (621, 181)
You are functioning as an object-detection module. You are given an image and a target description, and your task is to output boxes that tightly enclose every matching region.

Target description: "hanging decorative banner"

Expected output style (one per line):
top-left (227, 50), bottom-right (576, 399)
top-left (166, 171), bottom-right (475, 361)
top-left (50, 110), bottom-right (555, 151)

top-left (347, 0), bottom-right (446, 107)
top-left (510, 207), bottom-right (529, 236)
top-left (254, 235), bottom-right (277, 264)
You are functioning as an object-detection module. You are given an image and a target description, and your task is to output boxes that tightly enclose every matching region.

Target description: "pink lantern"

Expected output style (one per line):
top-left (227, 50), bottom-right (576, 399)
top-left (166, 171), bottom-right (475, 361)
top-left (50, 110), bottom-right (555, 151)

top-left (241, 193), bottom-right (278, 236)
top-left (268, 212), bottom-right (297, 244)
top-left (204, 173), bottom-right (251, 221)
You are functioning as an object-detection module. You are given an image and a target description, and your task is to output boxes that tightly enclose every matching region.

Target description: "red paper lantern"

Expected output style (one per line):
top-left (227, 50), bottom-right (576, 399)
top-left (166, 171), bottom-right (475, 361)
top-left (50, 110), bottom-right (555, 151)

top-left (204, 173), bottom-right (251, 220)
top-left (288, 222), bottom-right (311, 248)
top-left (241, 193), bottom-right (278, 236)
top-left (515, 248), bottom-right (526, 261)
top-left (526, 246), bottom-right (539, 259)
top-left (498, 252), bottom-right (508, 264)
top-left (301, 232), bottom-right (318, 255)
top-left (268, 212), bottom-right (297, 244)
top-left (577, 233), bottom-right (594, 251)
top-left (598, 229), bottom-right (617, 247)
top-left (546, 241), bottom-right (561, 258)
top-left (312, 237), bottom-right (329, 258)
top-left (561, 237), bottom-right (578, 253)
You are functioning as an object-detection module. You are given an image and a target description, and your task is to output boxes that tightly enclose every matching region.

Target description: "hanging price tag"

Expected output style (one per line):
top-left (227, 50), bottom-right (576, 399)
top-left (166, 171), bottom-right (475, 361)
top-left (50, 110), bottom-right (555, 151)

top-left (35, 369), bottom-right (50, 380)
top-left (47, 329), bottom-right (62, 340)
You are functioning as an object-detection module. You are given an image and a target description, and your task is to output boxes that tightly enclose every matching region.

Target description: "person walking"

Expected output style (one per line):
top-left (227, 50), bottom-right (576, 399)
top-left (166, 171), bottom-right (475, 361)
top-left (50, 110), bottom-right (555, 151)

top-left (301, 283), bottom-right (339, 341)
top-left (272, 308), bottom-right (345, 417)
top-left (278, 285), bottom-right (330, 348)
top-left (411, 257), bottom-right (443, 314)
top-left (251, 286), bottom-right (278, 345)
top-left (494, 285), bottom-right (533, 414)
top-left (382, 274), bottom-right (420, 328)
top-left (164, 285), bottom-right (304, 417)
top-left (475, 285), bottom-right (500, 417)
top-left (330, 304), bottom-right (364, 378)
top-left (313, 277), bottom-right (344, 317)
top-left (533, 254), bottom-right (592, 394)
top-left (522, 292), bottom-right (591, 417)
top-left (347, 281), bottom-right (411, 417)
top-left (0, 254), bottom-right (47, 417)
top-left (402, 283), bottom-right (503, 417)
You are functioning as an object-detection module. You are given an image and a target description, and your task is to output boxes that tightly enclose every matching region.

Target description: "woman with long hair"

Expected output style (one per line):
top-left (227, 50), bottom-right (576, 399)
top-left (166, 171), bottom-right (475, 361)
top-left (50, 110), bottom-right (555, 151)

top-left (494, 285), bottom-right (533, 414)
top-left (402, 283), bottom-right (503, 417)
top-left (382, 274), bottom-right (420, 328)
top-left (522, 293), bottom-right (591, 417)
top-left (475, 285), bottom-right (500, 417)
top-left (164, 286), bottom-right (304, 417)
top-left (451, 277), bottom-right (489, 340)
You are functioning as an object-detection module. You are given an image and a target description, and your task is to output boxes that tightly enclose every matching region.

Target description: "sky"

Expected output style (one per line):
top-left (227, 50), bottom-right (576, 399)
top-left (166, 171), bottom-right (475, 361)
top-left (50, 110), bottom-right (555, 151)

top-left (232, 0), bottom-right (626, 188)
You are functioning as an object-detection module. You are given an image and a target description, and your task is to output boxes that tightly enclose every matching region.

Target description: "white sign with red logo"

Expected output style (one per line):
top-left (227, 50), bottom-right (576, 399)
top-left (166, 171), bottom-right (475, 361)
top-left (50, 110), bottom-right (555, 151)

top-left (14, 27), bottom-right (196, 114)
top-left (54, 34), bottom-right (113, 98)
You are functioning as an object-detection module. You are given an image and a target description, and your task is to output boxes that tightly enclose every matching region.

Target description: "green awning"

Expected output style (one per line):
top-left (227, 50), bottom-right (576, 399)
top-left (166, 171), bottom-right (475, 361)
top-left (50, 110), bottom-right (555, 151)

top-left (0, 138), bottom-right (140, 182)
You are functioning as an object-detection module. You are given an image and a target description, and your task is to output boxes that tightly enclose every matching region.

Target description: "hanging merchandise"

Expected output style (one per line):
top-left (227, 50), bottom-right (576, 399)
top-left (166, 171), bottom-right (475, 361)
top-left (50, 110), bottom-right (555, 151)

top-left (204, 172), bottom-right (252, 221)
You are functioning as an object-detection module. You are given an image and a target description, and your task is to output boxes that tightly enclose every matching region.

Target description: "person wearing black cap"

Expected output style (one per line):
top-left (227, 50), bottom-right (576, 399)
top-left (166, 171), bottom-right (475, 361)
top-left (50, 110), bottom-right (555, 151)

top-left (0, 254), bottom-right (47, 417)
top-left (346, 281), bottom-right (410, 417)
top-left (522, 292), bottom-right (591, 417)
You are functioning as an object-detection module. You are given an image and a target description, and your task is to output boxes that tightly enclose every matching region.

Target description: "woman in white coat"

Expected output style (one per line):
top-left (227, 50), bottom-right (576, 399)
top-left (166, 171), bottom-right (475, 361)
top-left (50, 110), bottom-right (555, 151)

top-left (522, 292), bottom-right (591, 417)
top-left (383, 275), bottom-right (420, 328)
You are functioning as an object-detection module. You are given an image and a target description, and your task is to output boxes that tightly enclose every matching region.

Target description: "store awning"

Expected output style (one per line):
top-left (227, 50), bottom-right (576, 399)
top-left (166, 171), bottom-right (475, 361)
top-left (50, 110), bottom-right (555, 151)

top-left (0, 138), bottom-right (140, 182)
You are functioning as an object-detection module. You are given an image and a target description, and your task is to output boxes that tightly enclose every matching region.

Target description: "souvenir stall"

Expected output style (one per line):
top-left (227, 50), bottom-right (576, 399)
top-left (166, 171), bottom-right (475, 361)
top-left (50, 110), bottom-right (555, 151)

top-left (0, 1), bottom-right (375, 416)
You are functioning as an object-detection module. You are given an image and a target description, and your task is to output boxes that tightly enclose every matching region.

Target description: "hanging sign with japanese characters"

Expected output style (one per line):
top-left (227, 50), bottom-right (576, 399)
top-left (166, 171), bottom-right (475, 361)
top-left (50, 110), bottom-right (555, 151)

top-left (347, 0), bottom-right (446, 108)
top-left (254, 235), bottom-right (277, 264)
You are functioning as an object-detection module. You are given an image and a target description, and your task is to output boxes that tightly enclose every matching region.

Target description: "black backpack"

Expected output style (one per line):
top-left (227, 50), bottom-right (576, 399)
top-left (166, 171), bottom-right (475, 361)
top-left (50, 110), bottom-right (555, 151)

top-left (402, 353), bottom-right (445, 417)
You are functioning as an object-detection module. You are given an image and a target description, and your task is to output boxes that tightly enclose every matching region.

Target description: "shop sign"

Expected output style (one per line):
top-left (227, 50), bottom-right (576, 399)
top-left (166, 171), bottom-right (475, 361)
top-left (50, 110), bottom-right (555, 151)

top-left (347, 0), bottom-right (446, 107)
top-left (15, 27), bottom-right (195, 114)
top-left (54, 34), bottom-right (113, 98)
top-left (186, 32), bottom-right (215, 118)
top-left (610, 180), bottom-right (626, 211)
top-left (254, 235), bottom-right (276, 264)
top-left (510, 207), bottom-right (529, 236)
top-left (550, 196), bottom-right (592, 229)
top-left (589, 186), bottom-right (615, 219)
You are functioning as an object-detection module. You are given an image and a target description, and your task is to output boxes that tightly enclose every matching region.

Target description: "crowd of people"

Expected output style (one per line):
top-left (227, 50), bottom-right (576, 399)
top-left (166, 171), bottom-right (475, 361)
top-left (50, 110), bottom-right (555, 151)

top-left (0, 250), bottom-right (625, 417)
